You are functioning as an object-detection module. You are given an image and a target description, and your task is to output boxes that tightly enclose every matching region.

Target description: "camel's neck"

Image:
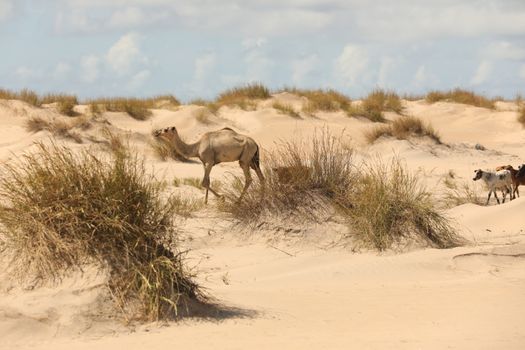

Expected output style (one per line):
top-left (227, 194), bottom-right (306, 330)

top-left (166, 131), bottom-right (199, 158)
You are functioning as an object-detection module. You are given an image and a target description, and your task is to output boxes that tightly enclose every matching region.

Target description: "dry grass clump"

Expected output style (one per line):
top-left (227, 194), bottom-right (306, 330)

top-left (0, 88), bottom-right (41, 106)
top-left (365, 116), bottom-right (441, 144)
top-left (86, 98), bottom-right (153, 120)
top-left (346, 158), bottom-right (461, 250)
top-left (272, 102), bottom-right (301, 118)
top-left (220, 129), bottom-right (460, 250)
top-left (0, 143), bottom-right (205, 321)
top-left (25, 116), bottom-right (86, 143)
top-left (42, 94), bottom-right (79, 116)
top-left (349, 89), bottom-right (403, 122)
top-left (150, 136), bottom-right (190, 162)
top-left (188, 99), bottom-right (220, 114)
top-left (518, 107), bottom-right (525, 127)
top-left (219, 130), bottom-right (357, 221)
top-left (442, 172), bottom-right (484, 207)
top-left (215, 83), bottom-right (270, 110)
top-left (425, 89), bottom-right (495, 109)
top-left (194, 108), bottom-right (214, 124)
top-left (279, 87), bottom-right (351, 114)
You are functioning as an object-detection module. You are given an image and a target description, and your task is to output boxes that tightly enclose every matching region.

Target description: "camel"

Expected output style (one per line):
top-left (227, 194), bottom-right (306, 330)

top-left (153, 126), bottom-right (264, 203)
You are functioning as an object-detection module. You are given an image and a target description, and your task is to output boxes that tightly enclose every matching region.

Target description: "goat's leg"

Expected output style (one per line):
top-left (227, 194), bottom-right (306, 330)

top-left (486, 190), bottom-right (492, 205)
top-left (515, 183), bottom-right (520, 198)
top-left (493, 190), bottom-right (501, 204)
top-left (501, 188), bottom-right (507, 203)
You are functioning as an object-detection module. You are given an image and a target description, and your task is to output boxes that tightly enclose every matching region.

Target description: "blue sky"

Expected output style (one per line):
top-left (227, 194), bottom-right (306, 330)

top-left (1, 0), bottom-right (525, 101)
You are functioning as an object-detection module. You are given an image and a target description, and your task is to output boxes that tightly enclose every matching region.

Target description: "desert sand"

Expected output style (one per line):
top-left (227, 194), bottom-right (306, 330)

top-left (0, 94), bottom-right (524, 349)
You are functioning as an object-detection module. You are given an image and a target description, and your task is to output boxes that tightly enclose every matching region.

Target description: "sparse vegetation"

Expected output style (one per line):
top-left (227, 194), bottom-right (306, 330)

top-left (518, 107), bottom-right (525, 127)
top-left (150, 136), bottom-right (190, 162)
top-left (442, 172), bottom-right (484, 207)
top-left (0, 143), bottom-right (205, 321)
top-left (189, 99), bottom-right (220, 114)
top-left (348, 89), bottom-right (403, 122)
top-left (194, 108), bottom-right (214, 124)
top-left (25, 116), bottom-right (87, 143)
top-left (425, 89), bottom-right (496, 109)
top-left (86, 95), bottom-right (180, 120)
top-left (41, 94), bottom-right (79, 116)
top-left (220, 129), bottom-right (459, 250)
top-left (215, 83), bottom-right (270, 110)
top-left (0, 88), bottom-right (41, 106)
top-left (272, 102), bottom-right (301, 118)
top-left (365, 116), bottom-right (441, 144)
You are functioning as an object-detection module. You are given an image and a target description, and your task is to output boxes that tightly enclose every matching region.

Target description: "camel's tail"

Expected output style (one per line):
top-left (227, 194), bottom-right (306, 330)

top-left (252, 145), bottom-right (261, 170)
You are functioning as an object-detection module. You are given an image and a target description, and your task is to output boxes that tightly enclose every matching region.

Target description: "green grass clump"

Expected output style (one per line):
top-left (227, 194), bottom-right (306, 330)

top-left (348, 89), bottom-right (403, 122)
top-left (365, 116), bottom-right (441, 144)
top-left (346, 158), bottom-right (461, 250)
top-left (0, 143), bottom-right (205, 321)
top-left (215, 83), bottom-right (270, 110)
top-left (425, 89), bottom-right (495, 109)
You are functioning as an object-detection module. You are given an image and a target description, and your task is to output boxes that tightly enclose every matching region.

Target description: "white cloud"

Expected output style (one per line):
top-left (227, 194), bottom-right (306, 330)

top-left (377, 56), bottom-right (397, 87)
top-left (242, 38), bottom-right (273, 82)
top-left (80, 55), bottom-right (100, 83)
top-left (483, 41), bottom-right (525, 61)
top-left (0, 0), bottom-right (13, 21)
top-left (334, 44), bottom-right (368, 85)
top-left (106, 33), bottom-right (141, 75)
top-left (108, 7), bottom-right (144, 27)
top-left (130, 69), bottom-right (150, 89)
top-left (519, 65), bottom-right (525, 80)
top-left (470, 60), bottom-right (491, 85)
top-left (54, 62), bottom-right (71, 79)
top-left (15, 66), bottom-right (34, 79)
top-left (291, 54), bottom-right (319, 85)
top-left (194, 52), bottom-right (216, 81)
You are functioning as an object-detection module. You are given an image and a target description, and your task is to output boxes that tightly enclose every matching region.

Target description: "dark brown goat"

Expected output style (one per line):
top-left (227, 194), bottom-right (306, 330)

top-left (495, 165), bottom-right (525, 199)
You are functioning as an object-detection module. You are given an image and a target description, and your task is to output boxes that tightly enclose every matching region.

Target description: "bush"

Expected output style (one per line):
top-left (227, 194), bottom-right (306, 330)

top-left (215, 83), bottom-right (270, 110)
top-left (0, 143), bottom-right (204, 321)
top-left (25, 116), bottom-right (85, 143)
top-left (272, 102), bottom-right (301, 118)
top-left (86, 95), bottom-right (180, 120)
top-left (346, 158), bottom-right (461, 250)
top-left (348, 89), bottom-right (403, 122)
top-left (365, 116), bottom-right (441, 144)
top-left (0, 88), bottom-right (41, 107)
top-left (425, 89), bottom-right (495, 109)
top-left (219, 129), bottom-right (460, 251)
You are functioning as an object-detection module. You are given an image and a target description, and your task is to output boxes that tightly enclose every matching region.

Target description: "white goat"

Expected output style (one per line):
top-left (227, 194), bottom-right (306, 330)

top-left (473, 169), bottom-right (513, 205)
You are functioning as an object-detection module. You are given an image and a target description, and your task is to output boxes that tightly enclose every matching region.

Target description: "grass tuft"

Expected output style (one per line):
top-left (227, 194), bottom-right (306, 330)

top-left (425, 89), bottom-right (495, 109)
top-left (272, 102), bottom-right (301, 118)
top-left (365, 116), bottom-right (441, 144)
top-left (25, 116), bottom-right (87, 143)
top-left (86, 95), bottom-right (179, 120)
top-left (215, 83), bottom-right (270, 110)
top-left (348, 89), bottom-right (403, 122)
top-left (0, 143), bottom-right (205, 321)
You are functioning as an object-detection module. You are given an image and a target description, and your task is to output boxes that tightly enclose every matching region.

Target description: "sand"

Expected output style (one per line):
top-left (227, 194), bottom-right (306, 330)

top-left (0, 95), bottom-right (524, 349)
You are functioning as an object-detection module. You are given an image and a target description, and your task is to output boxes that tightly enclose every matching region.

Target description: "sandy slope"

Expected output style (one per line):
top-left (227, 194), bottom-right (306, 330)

top-left (1, 96), bottom-right (525, 349)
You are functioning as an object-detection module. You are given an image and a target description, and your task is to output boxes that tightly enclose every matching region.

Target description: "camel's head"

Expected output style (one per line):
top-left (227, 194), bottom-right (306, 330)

top-left (153, 126), bottom-right (177, 138)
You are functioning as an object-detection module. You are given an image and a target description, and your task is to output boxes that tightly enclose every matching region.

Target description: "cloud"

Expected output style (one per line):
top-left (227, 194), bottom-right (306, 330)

top-left (129, 69), bottom-right (151, 89)
top-left (334, 44), bottom-right (368, 86)
top-left (0, 0), bottom-right (13, 21)
top-left (470, 60), bottom-right (491, 85)
top-left (242, 38), bottom-right (273, 82)
top-left (14, 66), bottom-right (34, 79)
top-left (80, 55), bottom-right (100, 83)
top-left (106, 33), bottom-right (141, 75)
top-left (377, 56), bottom-right (397, 87)
top-left (54, 62), bottom-right (71, 80)
top-left (519, 65), bottom-right (525, 80)
top-left (291, 54), bottom-right (319, 85)
top-left (482, 41), bottom-right (525, 61)
top-left (194, 52), bottom-right (217, 81)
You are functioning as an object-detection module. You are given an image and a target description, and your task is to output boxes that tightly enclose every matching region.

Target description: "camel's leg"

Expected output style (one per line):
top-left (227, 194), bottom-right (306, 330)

top-left (238, 162), bottom-right (253, 202)
top-left (202, 163), bottom-right (221, 204)
top-left (251, 163), bottom-right (265, 183)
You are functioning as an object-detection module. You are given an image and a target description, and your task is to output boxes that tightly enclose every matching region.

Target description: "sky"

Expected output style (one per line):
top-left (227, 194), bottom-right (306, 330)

top-left (1, 0), bottom-right (525, 102)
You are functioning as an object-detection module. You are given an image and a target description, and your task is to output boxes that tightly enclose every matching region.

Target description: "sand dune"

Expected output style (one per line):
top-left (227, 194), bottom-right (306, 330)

top-left (1, 96), bottom-right (524, 349)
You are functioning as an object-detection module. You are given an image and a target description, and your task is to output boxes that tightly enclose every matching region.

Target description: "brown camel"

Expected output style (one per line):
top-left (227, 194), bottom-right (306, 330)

top-left (153, 126), bottom-right (264, 203)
